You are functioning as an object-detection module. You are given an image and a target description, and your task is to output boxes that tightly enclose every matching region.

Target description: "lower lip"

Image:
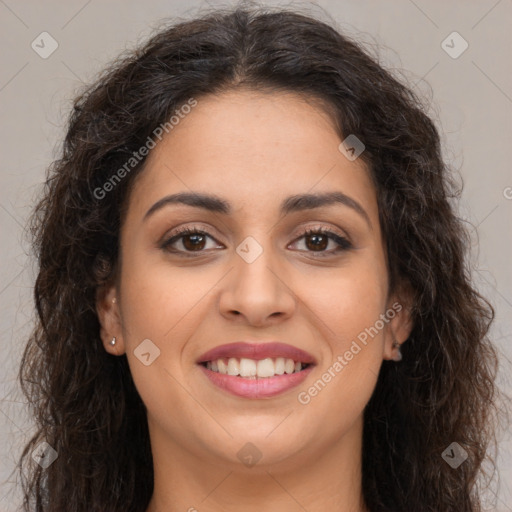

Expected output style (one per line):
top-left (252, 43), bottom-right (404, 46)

top-left (198, 364), bottom-right (314, 399)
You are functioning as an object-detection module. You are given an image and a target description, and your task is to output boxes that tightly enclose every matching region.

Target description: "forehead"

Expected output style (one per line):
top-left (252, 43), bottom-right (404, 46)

top-left (126, 89), bottom-right (378, 223)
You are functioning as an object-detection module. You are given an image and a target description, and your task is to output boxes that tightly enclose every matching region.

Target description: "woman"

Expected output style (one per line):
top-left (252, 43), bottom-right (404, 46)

top-left (17, 4), bottom-right (500, 511)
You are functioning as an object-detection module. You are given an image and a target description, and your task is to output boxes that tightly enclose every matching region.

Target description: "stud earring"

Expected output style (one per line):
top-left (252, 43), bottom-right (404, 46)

top-left (391, 338), bottom-right (402, 362)
top-left (110, 337), bottom-right (116, 346)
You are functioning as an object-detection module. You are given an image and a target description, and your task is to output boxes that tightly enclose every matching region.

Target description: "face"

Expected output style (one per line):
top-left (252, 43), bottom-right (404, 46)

top-left (97, 89), bottom-right (411, 472)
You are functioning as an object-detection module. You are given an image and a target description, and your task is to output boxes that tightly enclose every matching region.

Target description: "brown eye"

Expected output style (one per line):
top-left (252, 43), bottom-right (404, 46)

top-left (181, 232), bottom-right (207, 251)
top-left (161, 227), bottom-right (221, 255)
top-left (161, 226), bottom-right (352, 258)
top-left (304, 232), bottom-right (329, 251)
top-left (290, 227), bottom-right (352, 257)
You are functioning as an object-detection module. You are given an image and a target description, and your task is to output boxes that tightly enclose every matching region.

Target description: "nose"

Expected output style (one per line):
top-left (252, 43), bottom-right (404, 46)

top-left (218, 240), bottom-right (296, 327)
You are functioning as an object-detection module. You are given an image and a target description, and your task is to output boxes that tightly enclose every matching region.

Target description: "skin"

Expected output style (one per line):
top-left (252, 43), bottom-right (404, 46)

top-left (96, 89), bottom-right (412, 512)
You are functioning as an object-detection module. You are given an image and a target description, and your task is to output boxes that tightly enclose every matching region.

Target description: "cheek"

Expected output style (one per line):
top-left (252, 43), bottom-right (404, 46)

top-left (299, 257), bottom-right (388, 347)
top-left (119, 245), bottom-right (216, 345)
top-left (292, 257), bottom-right (387, 416)
top-left (117, 256), bottom-right (216, 438)
top-left (116, 248), bottom-right (208, 394)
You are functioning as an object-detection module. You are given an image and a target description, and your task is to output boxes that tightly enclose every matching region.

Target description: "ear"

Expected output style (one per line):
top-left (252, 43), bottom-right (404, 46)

top-left (383, 282), bottom-right (414, 361)
top-left (96, 284), bottom-right (125, 355)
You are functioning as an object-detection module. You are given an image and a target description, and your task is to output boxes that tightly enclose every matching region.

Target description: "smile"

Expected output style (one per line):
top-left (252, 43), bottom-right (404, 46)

top-left (199, 363), bottom-right (313, 399)
top-left (197, 341), bottom-right (316, 398)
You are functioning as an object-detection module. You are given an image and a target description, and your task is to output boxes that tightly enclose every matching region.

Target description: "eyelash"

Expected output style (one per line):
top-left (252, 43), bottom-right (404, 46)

top-left (160, 225), bottom-right (353, 258)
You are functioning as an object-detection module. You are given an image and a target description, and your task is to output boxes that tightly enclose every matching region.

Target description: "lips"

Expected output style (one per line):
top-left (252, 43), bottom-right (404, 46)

top-left (197, 341), bottom-right (317, 365)
top-left (199, 364), bottom-right (314, 399)
top-left (196, 341), bottom-right (316, 399)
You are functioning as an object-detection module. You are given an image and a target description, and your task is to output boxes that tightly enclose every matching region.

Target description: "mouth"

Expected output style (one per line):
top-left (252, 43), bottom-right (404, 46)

top-left (196, 342), bottom-right (316, 399)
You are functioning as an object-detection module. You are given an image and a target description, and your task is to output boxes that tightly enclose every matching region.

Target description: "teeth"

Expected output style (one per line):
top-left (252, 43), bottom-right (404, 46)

top-left (217, 359), bottom-right (228, 374)
top-left (227, 357), bottom-right (240, 376)
top-left (239, 358), bottom-right (257, 377)
top-left (205, 357), bottom-right (306, 378)
top-left (274, 357), bottom-right (285, 375)
top-left (257, 358), bottom-right (275, 378)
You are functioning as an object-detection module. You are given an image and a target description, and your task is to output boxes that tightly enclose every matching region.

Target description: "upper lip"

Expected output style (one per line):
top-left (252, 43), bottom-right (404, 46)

top-left (197, 342), bottom-right (317, 365)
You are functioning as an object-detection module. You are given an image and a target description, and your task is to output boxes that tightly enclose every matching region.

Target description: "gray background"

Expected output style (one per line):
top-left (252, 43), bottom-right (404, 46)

top-left (1, 0), bottom-right (511, 510)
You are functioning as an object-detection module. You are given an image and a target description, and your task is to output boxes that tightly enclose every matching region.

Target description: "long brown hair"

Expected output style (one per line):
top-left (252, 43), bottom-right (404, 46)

top-left (17, 4), bottom-right (501, 511)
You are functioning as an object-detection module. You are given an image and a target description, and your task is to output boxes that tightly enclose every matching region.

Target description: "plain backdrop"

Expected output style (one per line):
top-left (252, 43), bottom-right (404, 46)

top-left (1, 0), bottom-right (511, 510)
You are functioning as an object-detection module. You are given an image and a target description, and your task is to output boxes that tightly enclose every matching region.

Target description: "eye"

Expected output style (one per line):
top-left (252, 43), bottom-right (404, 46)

top-left (160, 225), bottom-right (352, 257)
top-left (289, 227), bottom-right (352, 257)
top-left (160, 226), bottom-right (223, 255)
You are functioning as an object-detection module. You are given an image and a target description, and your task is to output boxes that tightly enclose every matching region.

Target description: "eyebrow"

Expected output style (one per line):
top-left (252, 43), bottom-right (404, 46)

top-left (144, 191), bottom-right (372, 228)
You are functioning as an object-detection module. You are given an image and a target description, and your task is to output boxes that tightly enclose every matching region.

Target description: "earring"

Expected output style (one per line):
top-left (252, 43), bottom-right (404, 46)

top-left (110, 337), bottom-right (116, 346)
top-left (391, 338), bottom-right (402, 362)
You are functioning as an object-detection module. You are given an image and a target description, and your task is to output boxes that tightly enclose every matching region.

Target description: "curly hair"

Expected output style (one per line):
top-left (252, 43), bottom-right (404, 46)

top-left (17, 4), bottom-right (500, 511)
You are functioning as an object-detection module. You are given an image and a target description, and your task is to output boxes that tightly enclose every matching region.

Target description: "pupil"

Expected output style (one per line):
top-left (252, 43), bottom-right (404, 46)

top-left (307, 234), bottom-right (327, 251)
top-left (184, 234), bottom-right (205, 251)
